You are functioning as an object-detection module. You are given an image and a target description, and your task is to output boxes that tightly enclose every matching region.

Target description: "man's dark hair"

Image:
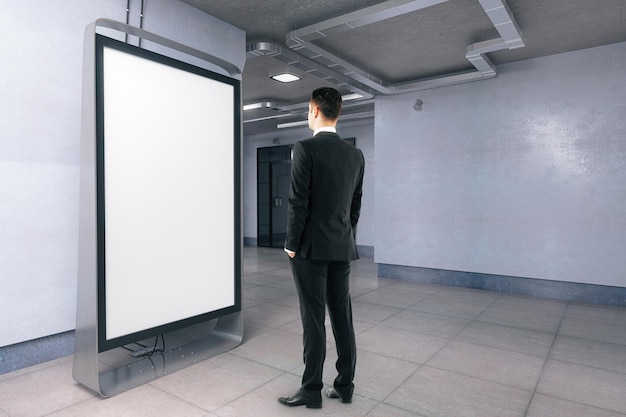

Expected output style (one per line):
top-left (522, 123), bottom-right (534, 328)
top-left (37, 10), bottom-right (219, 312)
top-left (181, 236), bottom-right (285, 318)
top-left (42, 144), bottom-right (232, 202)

top-left (311, 87), bottom-right (343, 121)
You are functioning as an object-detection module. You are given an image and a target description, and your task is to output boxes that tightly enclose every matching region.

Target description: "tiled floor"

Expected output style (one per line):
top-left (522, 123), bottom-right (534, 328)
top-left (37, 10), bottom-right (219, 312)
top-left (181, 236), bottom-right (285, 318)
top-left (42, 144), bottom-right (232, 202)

top-left (1, 246), bottom-right (626, 416)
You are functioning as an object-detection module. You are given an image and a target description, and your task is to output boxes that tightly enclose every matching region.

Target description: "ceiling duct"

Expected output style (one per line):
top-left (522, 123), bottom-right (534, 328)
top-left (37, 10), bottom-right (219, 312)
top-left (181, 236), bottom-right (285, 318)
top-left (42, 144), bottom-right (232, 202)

top-left (244, 42), bottom-right (376, 125)
top-left (287, 0), bottom-right (449, 41)
top-left (284, 0), bottom-right (524, 94)
top-left (246, 41), bottom-right (376, 99)
top-left (243, 97), bottom-right (376, 125)
top-left (465, 0), bottom-right (524, 77)
top-left (277, 110), bottom-right (376, 129)
top-left (243, 0), bottom-right (524, 127)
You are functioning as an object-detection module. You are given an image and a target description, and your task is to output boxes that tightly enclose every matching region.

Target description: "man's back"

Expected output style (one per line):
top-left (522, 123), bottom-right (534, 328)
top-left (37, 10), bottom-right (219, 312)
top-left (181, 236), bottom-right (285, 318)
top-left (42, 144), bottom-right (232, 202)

top-left (286, 132), bottom-right (364, 261)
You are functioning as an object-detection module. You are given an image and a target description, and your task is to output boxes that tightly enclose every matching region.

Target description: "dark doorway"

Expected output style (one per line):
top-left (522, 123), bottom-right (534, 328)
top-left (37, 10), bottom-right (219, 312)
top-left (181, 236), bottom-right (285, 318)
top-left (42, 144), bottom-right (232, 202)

top-left (257, 145), bottom-right (292, 248)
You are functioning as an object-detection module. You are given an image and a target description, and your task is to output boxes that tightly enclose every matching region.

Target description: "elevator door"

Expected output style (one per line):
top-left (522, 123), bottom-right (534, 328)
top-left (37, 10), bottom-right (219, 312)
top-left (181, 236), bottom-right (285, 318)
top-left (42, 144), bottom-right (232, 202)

top-left (257, 146), bottom-right (292, 248)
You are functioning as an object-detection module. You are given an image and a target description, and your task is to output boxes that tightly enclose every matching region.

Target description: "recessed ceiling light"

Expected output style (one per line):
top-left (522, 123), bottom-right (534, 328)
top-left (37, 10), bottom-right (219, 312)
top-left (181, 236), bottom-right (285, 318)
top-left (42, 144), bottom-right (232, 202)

top-left (277, 120), bottom-right (309, 129)
top-left (270, 72), bottom-right (301, 83)
top-left (342, 93), bottom-right (364, 101)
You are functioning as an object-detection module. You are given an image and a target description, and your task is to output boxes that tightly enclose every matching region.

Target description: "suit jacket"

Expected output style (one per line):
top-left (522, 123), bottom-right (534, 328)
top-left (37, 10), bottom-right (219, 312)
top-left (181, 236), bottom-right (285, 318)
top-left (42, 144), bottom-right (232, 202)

top-left (285, 132), bottom-right (365, 261)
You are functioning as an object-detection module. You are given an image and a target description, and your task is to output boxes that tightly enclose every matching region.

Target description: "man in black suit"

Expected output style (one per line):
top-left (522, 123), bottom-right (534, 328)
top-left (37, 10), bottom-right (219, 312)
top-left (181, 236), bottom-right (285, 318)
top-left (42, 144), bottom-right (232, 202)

top-left (278, 87), bottom-right (365, 409)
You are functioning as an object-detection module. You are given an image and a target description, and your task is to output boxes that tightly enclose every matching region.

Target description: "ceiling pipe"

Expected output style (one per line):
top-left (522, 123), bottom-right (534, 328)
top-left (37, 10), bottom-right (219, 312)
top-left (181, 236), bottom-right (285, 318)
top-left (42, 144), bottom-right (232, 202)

top-left (284, 0), bottom-right (524, 94)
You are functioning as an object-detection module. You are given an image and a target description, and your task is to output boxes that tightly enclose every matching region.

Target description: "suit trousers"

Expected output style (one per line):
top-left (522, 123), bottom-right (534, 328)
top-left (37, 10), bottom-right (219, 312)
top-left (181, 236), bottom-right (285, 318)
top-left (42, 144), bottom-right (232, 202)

top-left (289, 255), bottom-right (357, 398)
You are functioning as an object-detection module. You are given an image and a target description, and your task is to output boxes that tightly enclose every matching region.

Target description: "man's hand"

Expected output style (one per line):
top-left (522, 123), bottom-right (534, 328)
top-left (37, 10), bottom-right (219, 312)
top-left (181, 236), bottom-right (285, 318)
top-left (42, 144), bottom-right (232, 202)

top-left (285, 248), bottom-right (296, 258)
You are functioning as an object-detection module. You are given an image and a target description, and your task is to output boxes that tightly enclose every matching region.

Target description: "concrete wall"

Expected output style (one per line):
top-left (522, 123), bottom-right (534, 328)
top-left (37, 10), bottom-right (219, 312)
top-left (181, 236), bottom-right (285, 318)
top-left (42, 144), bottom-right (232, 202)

top-left (0, 0), bottom-right (244, 353)
top-left (375, 42), bottom-right (626, 288)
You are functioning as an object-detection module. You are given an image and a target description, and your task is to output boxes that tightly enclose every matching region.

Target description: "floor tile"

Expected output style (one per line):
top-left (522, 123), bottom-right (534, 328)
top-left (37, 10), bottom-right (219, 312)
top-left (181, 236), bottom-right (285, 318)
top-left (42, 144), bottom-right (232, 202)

top-left (491, 295), bottom-right (568, 316)
top-left (263, 279), bottom-right (298, 293)
top-left (47, 385), bottom-right (210, 417)
top-left (351, 349), bottom-right (421, 402)
top-left (350, 277), bottom-right (386, 291)
top-left (559, 317), bottom-right (626, 346)
top-left (565, 303), bottom-right (626, 326)
top-left (2, 248), bottom-right (625, 417)
top-left (242, 262), bottom-right (283, 274)
top-left (382, 280), bottom-right (445, 296)
top-left (537, 360), bottom-right (626, 414)
top-left (264, 292), bottom-right (301, 310)
top-left (426, 340), bottom-right (545, 390)
top-left (242, 301), bottom-right (300, 331)
top-left (527, 393), bottom-right (626, 417)
top-left (477, 306), bottom-right (562, 333)
top-left (149, 352), bottom-right (283, 412)
top-left (276, 317), bottom-right (304, 335)
top-left (410, 295), bottom-right (487, 320)
top-left (550, 336), bottom-right (626, 374)
top-left (351, 301), bottom-right (402, 324)
top-left (353, 319), bottom-right (377, 335)
top-left (455, 321), bottom-right (555, 357)
top-left (229, 329), bottom-right (304, 371)
top-left (243, 271), bottom-right (287, 286)
top-left (243, 285), bottom-right (294, 305)
top-left (367, 402), bottom-right (426, 417)
top-left (353, 288), bottom-right (425, 309)
top-left (381, 309), bottom-right (469, 338)
top-left (0, 360), bottom-right (94, 417)
top-left (357, 324), bottom-right (448, 364)
top-left (385, 365), bottom-right (532, 417)
top-left (431, 286), bottom-right (500, 306)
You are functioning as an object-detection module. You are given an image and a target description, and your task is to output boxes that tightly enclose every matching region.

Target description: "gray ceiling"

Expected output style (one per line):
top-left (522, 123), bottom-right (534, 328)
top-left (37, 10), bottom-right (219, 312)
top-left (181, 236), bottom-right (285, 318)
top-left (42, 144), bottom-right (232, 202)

top-left (180, 0), bottom-right (626, 135)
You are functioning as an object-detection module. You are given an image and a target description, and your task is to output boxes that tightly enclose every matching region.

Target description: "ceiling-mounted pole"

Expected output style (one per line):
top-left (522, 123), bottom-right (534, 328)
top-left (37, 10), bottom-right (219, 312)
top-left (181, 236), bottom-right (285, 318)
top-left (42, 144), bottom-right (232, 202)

top-left (124, 0), bottom-right (130, 43)
top-left (138, 0), bottom-right (145, 47)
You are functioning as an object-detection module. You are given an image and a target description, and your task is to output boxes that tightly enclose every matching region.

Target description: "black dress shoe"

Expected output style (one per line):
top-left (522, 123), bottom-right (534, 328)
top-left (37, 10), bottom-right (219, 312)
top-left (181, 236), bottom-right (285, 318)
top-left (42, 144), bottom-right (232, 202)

top-left (278, 390), bottom-right (322, 409)
top-left (325, 387), bottom-right (352, 403)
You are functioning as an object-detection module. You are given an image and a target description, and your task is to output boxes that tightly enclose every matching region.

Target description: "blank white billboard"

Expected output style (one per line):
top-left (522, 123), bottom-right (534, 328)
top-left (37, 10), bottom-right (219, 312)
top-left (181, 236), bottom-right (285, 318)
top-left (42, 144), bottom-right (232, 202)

top-left (95, 35), bottom-right (241, 351)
